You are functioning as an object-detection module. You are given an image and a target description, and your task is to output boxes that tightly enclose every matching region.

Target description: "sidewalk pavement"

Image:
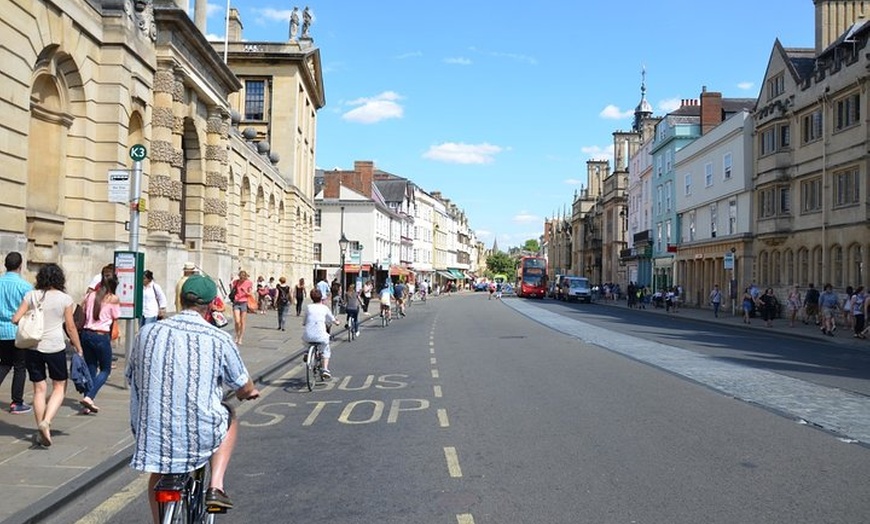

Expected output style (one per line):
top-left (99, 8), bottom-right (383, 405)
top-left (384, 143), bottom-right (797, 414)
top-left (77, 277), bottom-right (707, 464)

top-left (0, 304), bottom-right (377, 524)
top-left (591, 296), bottom-right (870, 350)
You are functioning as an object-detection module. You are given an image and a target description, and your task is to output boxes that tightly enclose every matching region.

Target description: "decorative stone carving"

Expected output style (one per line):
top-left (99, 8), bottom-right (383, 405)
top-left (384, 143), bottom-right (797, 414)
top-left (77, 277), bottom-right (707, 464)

top-left (154, 70), bottom-right (175, 94)
top-left (206, 172), bottom-right (228, 191)
top-left (203, 225), bottom-right (227, 242)
top-left (256, 141), bottom-right (270, 154)
top-left (148, 175), bottom-right (174, 198)
top-left (147, 209), bottom-right (181, 233)
top-left (127, 0), bottom-right (157, 41)
top-left (150, 140), bottom-right (176, 163)
top-left (204, 197), bottom-right (227, 216)
top-left (152, 106), bottom-right (175, 129)
top-left (206, 115), bottom-right (224, 134)
top-left (242, 127), bottom-right (257, 141)
top-left (169, 180), bottom-right (183, 200)
top-left (173, 79), bottom-right (184, 103)
top-left (173, 116), bottom-right (184, 134)
top-left (205, 144), bottom-right (227, 163)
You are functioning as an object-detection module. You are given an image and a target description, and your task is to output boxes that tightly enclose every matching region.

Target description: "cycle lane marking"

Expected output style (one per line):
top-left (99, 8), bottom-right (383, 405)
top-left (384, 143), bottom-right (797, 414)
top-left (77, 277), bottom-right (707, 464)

top-left (443, 446), bottom-right (463, 478)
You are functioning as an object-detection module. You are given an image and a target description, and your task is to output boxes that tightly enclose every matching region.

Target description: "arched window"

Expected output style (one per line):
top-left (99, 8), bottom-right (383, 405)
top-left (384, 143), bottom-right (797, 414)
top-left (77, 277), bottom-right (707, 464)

top-left (798, 248), bottom-right (809, 285)
top-left (784, 249), bottom-right (794, 286)
top-left (812, 246), bottom-right (823, 285)
top-left (832, 245), bottom-right (843, 287)
top-left (759, 251), bottom-right (769, 285)
top-left (772, 250), bottom-right (782, 285)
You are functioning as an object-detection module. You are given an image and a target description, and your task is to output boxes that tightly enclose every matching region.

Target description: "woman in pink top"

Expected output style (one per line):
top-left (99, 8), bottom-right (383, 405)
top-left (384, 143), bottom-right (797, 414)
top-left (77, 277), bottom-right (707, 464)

top-left (230, 270), bottom-right (253, 344)
top-left (79, 274), bottom-right (120, 414)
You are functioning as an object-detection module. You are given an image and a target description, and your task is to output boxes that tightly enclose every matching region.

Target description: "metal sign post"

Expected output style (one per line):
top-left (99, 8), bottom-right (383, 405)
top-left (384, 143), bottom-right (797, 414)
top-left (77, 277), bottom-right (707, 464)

top-left (124, 145), bottom-right (147, 374)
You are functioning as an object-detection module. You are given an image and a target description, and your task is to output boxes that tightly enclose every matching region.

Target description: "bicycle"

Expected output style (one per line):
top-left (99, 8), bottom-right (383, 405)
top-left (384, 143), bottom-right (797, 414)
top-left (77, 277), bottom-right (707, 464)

top-left (154, 461), bottom-right (224, 523)
top-left (304, 342), bottom-right (325, 391)
top-left (380, 305), bottom-right (391, 328)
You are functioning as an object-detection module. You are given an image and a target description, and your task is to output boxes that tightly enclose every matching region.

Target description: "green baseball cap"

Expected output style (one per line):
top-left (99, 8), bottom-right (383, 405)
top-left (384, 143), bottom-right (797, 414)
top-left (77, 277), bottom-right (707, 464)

top-left (181, 274), bottom-right (217, 304)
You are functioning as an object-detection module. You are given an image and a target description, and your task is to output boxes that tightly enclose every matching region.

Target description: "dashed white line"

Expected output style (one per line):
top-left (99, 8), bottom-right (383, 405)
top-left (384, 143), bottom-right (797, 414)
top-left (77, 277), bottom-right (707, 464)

top-left (444, 446), bottom-right (463, 477)
top-left (437, 408), bottom-right (449, 427)
top-left (457, 514), bottom-right (475, 524)
top-left (433, 385), bottom-right (443, 398)
top-left (431, 369), bottom-right (440, 379)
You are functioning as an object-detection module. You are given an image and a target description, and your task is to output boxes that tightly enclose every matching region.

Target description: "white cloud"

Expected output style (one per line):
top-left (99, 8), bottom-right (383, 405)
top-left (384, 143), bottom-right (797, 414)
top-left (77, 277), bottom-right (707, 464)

top-left (395, 51), bottom-right (423, 60)
top-left (600, 104), bottom-right (633, 119)
top-left (581, 144), bottom-right (614, 162)
top-left (444, 57), bottom-right (472, 65)
top-left (564, 178), bottom-right (583, 186)
top-left (513, 211), bottom-right (540, 224)
top-left (658, 98), bottom-right (682, 112)
top-left (205, 33), bottom-right (223, 41)
top-left (737, 81), bottom-right (754, 91)
top-left (423, 142), bottom-right (503, 164)
top-left (476, 229), bottom-right (493, 238)
top-left (206, 2), bottom-right (223, 17)
top-left (342, 92), bottom-right (404, 124)
top-left (252, 7), bottom-right (293, 23)
top-left (468, 46), bottom-right (537, 65)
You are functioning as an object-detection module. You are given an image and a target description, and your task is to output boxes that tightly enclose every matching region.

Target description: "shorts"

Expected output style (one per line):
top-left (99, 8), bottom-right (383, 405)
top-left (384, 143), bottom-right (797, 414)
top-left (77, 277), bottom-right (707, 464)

top-left (822, 307), bottom-right (836, 319)
top-left (804, 304), bottom-right (819, 316)
top-left (232, 301), bottom-right (248, 313)
top-left (25, 350), bottom-right (68, 382)
top-left (381, 303), bottom-right (391, 311)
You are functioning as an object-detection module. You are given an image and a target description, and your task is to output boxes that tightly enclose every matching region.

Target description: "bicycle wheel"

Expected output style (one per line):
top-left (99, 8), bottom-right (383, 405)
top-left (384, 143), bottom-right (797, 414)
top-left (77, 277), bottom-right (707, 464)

top-left (159, 499), bottom-right (187, 524)
top-left (191, 463), bottom-right (215, 523)
top-left (305, 345), bottom-right (317, 391)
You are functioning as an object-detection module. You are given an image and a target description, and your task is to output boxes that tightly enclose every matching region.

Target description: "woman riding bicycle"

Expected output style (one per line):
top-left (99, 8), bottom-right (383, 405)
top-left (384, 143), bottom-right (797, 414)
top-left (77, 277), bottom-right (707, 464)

top-left (344, 283), bottom-right (361, 338)
top-left (302, 289), bottom-right (339, 379)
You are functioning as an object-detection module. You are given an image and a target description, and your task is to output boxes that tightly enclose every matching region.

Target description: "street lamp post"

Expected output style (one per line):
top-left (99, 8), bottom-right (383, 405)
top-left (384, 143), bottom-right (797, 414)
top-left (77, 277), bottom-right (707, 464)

top-left (339, 232), bottom-right (349, 301)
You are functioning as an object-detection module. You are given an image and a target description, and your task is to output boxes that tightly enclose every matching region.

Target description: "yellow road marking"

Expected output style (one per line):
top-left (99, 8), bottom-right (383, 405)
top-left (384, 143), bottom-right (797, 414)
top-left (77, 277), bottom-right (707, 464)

top-left (444, 446), bottom-right (463, 477)
top-left (437, 408), bottom-right (449, 427)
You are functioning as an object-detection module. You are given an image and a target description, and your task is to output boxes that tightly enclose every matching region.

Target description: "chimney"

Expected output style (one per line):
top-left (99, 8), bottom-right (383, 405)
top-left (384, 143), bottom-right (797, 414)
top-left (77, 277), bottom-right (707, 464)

top-left (700, 88), bottom-right (723, 135)
top-left (323, 171), bottom-right (340, 199)
top-left (354, 160), bottom-right (374, 198)
top-left (228, 8), bottom-right (243, 42)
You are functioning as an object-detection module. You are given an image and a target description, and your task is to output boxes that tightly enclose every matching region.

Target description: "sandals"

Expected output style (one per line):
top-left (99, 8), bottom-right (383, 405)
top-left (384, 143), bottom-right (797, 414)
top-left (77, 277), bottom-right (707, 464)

top-left (36, 421), bottom-right (51, 447)
top-left (79, 398), bottom-right (100, 413)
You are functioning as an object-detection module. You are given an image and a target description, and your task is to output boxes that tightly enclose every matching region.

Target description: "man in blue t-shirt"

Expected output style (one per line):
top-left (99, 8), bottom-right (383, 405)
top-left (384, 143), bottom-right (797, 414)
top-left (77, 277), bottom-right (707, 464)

top-left (0, 252), bottom-right (33, 414)
top-left (393, 281), bottom-right (406, 317)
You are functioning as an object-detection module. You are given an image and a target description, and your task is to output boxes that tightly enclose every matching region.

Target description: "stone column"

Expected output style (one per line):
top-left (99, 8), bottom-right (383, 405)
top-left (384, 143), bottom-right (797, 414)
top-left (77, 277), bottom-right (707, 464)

top-left (203, 108), bottom-right (229, 248)
top-left (147, 67), bottom-right (182, 242)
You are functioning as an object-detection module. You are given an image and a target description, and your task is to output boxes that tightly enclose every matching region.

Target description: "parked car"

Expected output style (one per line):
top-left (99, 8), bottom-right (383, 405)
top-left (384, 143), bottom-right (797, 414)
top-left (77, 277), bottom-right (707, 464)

top-left (561, 276), bottom-right (592, 303)
top-left (474, 281), bottom-right (489, 292)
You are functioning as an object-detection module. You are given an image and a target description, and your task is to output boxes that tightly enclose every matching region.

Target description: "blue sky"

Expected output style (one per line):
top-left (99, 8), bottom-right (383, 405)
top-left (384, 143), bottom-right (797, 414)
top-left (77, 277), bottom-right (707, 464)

top-left (206, 1), bottom-right (816, 249)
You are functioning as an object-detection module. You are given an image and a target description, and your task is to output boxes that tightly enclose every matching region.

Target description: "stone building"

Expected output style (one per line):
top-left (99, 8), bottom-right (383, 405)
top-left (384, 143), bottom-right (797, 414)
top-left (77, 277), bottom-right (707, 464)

top-left (0, 0), bottom-right (323, 303)
top-left (753, 0), bottom-right (870, 295)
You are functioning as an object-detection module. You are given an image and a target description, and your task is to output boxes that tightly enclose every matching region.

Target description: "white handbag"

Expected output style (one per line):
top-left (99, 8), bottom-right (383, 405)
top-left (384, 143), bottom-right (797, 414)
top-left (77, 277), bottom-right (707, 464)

top-left (15, 292), bottom-right (45, 349)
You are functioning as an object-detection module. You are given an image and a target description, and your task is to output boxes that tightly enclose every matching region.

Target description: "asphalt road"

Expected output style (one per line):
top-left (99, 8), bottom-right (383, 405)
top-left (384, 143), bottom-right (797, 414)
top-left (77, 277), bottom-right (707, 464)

top-left (54, 294), bottom-right (870, 523)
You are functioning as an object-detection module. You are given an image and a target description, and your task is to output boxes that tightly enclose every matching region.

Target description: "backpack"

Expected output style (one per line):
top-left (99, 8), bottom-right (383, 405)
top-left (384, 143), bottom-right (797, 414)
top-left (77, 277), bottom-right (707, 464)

top-left (276, 286), bottom-right (289, 306)
top-left (15, 292), bottom-right (45, 349)
top-left (228, 282), bottom-right (237, 302)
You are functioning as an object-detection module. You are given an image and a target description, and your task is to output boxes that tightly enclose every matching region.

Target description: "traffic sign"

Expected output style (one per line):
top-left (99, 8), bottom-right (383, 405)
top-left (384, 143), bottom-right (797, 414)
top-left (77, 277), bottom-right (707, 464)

top-left (724, 252), bottom-right (734, 270)
top-left (129, 144), bottom-right (147, 161)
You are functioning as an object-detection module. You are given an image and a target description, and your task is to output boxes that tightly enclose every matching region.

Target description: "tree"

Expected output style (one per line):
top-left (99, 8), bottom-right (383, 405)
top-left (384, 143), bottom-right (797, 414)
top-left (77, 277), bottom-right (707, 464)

top-left (522, 239), bottom-right (540, 253)
top-left (486, 251), bottom-right (516, 276)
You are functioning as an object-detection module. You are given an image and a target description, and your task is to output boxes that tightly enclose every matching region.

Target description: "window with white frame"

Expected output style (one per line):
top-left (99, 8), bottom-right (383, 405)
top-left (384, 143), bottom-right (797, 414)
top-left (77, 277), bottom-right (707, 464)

top-left (768, 73), bottom-right (785, 99)
top-left (243, 79), bottom-right (267, 121)
top-left (656, 223), bottom-right (663, 251)
top-left (705, 162), bottom-right (713, 187)
top-left (314, 209), bottom-right (322, 227)
top-left (665, 219), bottom-right (672, 245)
top-left (665, 150), bottom-right (672, 173)
top-left (313, 243), bottom-right (322, 262)
top-left (657, 185), bottom-right (663, 215)
top-left (723, 152), bottom-right (732, 180)
top-left (656, 156), bottom-right (663, 177)
top-left (684, 173), bottom-right (692, 196)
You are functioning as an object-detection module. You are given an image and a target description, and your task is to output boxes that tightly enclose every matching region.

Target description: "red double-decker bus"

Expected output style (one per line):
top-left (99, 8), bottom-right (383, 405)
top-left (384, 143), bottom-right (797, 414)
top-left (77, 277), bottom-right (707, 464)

top-left (516, 256), bottom-right (547, 299)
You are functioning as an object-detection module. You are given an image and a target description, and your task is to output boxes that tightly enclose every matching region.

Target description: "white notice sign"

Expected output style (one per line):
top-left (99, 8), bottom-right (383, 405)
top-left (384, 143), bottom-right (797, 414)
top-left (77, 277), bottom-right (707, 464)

top-left (108, 170), bottom-right (131, 203)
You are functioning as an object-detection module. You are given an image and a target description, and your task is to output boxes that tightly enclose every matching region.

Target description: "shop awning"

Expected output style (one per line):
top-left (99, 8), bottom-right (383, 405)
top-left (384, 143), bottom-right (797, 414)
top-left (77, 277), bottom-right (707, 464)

top-left (447, 269), bottom-right (467, 280)
top-left (390, 265), bottom-right (413, 277)
top-left (436, 270), bottom-right (455, 280)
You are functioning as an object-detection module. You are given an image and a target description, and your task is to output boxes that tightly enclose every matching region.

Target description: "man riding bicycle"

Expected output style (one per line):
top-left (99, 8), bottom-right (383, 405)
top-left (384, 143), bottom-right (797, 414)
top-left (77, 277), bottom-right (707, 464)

top-left (127, 275), bottom-right (260, 523)
top-left (302, 288), bottom-right (339, 378)
top-left (379, 282), bottom-right (393, 322)
top-left (393, 280), bottom-right (407, 318)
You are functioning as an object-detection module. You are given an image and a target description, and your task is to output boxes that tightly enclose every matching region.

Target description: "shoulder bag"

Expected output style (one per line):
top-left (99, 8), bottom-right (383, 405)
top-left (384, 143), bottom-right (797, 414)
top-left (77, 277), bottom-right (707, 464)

top-left (15, 292), bottom-right (45, 349)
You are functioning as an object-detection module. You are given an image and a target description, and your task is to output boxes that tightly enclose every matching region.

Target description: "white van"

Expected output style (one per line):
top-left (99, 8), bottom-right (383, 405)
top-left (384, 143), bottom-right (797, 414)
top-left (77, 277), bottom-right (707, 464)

top-left (562, 276), bottom-right (592, 303)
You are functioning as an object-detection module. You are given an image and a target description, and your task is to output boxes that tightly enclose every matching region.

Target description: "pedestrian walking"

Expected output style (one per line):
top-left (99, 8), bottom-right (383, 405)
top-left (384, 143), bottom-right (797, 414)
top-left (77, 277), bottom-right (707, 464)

top-left (758, 288), bottom-right (778, 328)
top-left (275, 277), bottom-right (291, 331)
top-left (803, 283), bottom-right (820, 325)
top-left (819, 283), bottom-right (839, 336)
top-left (174, 262), bottom-right (196, 312)
top-left (294, 278), bottom-right (306, 316)
top-left (742, 288), bottom-right (754, 324)
top-left (786, 285), bottom-right (802, 327)
top-left (0, 252), bottom-right (33, 414)
top-left (851, 286), bottom-right (865, 339)
top-left (361, 279), bottom-right (372, 313)
top-left (11, 263), bottom-right (84, 447)
top-left (709, 284), bottom-right (722, 318)
top-left (229, 270), bottom-right (253, 344)
top-left (140, 270), bottom-right (167, 327)
top-left (79, 272), bottom-right (120, 414)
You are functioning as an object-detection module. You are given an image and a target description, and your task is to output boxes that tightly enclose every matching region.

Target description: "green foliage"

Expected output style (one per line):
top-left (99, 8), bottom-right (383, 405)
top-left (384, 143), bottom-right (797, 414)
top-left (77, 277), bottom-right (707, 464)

top-left (486, 251), bottom-right (516, 276)
top-left (522, 239), bottom-right (540, 252)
